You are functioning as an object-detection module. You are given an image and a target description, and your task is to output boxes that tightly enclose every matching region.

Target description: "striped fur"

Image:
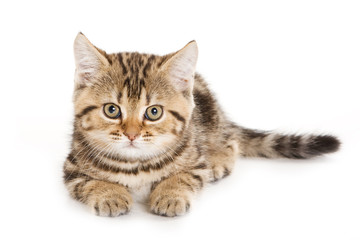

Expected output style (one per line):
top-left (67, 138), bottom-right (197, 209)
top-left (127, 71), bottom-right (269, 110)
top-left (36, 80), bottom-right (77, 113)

top-left (64, 33), bottom-right (340, 217)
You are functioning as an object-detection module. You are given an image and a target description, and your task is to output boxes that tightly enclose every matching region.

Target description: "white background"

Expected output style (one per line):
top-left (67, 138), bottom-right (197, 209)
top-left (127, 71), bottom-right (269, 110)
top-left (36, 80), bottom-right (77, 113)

top-left (1, 0), bottom-right (359, 239)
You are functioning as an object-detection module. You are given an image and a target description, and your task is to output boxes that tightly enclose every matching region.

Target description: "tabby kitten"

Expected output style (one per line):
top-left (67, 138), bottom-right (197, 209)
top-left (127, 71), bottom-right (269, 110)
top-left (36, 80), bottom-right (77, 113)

top-left (63, 33), bottom-right (340, 217)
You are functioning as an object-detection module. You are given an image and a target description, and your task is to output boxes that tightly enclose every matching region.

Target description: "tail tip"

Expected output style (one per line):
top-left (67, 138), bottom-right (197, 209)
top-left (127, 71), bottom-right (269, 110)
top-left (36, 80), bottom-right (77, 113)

top-left (310, 135), bottom-right (341, 155)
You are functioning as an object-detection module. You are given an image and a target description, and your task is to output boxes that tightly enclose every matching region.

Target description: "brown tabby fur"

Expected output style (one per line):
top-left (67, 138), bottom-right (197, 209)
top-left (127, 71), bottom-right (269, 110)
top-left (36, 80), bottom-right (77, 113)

top-left (63, 33), bottom-right (340, 217)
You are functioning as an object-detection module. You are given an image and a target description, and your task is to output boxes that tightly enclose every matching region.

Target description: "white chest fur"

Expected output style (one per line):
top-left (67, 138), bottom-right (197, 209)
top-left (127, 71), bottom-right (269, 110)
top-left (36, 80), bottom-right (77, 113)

top-left (106, 171), bottom-right (164, 202)
top-left (129, 183), bottom-right (152, 203)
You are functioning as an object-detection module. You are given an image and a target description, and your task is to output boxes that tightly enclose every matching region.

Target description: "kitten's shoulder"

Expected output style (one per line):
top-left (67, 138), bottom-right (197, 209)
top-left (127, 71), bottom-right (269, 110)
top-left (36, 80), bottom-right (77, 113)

top-left (192, 73), bottom-right (221, 128)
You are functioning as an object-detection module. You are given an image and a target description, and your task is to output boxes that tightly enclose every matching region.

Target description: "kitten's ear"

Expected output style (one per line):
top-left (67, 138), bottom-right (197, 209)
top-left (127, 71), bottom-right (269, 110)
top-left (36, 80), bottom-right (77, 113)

top-left (162, 41), bottom-right (198, 92)
top-left (73, 32), bottom-right (109, 87)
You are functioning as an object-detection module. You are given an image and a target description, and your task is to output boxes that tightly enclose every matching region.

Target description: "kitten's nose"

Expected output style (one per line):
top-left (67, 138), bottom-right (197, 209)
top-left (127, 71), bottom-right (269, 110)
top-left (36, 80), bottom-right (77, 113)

top-left (124, 132), bottom-right (139, 141)
top-left (123, 126), bottom-right (140, 141)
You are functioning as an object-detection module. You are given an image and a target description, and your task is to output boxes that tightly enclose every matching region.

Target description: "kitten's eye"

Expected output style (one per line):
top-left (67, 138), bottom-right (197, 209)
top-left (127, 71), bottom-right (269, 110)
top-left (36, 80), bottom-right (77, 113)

top-left (103, 103), bottom-right (121, 119)
top-left (145, 105), bottom-right (163, 121)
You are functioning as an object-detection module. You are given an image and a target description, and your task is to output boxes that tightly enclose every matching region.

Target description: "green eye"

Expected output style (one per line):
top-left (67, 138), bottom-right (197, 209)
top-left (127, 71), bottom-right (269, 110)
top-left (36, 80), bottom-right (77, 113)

top-left (145, 105), bottom-right (163, 121)
top-left (103, 103), bottom-right (121, 119)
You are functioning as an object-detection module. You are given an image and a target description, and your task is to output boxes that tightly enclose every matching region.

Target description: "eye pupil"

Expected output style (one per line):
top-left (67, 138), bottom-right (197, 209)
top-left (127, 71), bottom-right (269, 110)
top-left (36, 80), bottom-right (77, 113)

top-left (108, 105), bottom-right (116, 113)
top-left (151, 107), bottom-right (158, 115)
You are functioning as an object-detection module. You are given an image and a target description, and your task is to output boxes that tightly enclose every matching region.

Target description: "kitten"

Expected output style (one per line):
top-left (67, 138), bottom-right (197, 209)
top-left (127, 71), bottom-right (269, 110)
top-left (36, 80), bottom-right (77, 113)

top-left (63, 33), bottom-right (340, 217)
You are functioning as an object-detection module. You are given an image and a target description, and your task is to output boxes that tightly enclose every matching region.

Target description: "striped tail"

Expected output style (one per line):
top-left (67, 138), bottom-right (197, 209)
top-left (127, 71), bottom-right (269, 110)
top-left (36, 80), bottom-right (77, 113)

top-left (237, 127), bottom-right (340, 159)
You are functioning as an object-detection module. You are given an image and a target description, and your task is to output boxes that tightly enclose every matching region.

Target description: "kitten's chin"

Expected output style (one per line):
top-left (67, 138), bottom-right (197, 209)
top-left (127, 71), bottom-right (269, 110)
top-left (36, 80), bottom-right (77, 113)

top-left (111, 142), bottom-right (166, 162)
top-left (107, 135), bottom-right (178, 162)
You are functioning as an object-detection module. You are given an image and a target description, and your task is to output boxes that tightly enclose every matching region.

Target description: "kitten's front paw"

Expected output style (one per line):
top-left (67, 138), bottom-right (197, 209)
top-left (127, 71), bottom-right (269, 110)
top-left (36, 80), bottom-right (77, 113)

top-left (84, 181), bottom-right (133, 217)
top-left (150, 192), bottom-right (191, 217)
top-left (90, 194), bottom-right (132, 217)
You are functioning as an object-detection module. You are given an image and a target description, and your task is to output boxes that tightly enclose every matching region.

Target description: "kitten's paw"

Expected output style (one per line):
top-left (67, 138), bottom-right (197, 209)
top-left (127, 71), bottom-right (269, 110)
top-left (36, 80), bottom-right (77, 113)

top-left (208, 142), bottom-right (237, 182)
top-left (84, 181), bottom-right (133, 217)
top-left (150, 192), bottom-right (191, 217)
top-left (211, 163), bottom-right (232, 182)
top-left (90, 193), bottom-right (132, 217)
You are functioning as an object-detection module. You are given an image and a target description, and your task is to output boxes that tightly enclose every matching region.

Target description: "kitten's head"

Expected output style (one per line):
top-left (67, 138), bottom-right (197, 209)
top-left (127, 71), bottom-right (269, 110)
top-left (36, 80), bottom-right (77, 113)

top-left (73, 33), bottom-right (198, 161)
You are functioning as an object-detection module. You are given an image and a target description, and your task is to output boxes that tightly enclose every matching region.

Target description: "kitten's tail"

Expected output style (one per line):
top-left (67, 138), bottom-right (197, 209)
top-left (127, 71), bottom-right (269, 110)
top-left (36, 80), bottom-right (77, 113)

top-left (234, 126), bottom-right (340, 159)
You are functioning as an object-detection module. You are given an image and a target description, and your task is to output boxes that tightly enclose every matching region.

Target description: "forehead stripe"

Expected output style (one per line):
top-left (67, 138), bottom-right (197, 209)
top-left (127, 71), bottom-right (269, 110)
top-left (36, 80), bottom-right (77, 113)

top-left (117, 53), bottom-right (128, 75)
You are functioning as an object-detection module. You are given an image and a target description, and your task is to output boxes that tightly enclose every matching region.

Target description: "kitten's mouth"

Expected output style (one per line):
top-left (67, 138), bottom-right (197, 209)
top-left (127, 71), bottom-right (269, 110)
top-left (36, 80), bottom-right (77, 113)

top-left (126, 142), bottom-right (138, 148)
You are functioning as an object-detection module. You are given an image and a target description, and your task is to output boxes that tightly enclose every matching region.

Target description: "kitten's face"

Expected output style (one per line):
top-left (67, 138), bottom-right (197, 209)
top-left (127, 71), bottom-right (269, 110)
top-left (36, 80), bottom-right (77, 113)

top-left (73, 34), bottom-right (197, 161)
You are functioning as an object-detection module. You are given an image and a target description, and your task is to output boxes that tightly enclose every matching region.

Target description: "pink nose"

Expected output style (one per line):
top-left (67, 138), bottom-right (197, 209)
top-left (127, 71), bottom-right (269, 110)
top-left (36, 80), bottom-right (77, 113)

top-left (124, 132), bottom-right (139, 141)
top-left (123, 125), bottom-right (141, 141)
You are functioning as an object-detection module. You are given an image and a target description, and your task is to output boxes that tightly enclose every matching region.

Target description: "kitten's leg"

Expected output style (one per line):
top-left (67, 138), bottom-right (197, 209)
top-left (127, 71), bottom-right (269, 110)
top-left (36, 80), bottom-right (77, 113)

top-left (208, 139), bottom-right (238, 181)
top-left (64, 171), bottom-right (132, 217)
top-left (149, 171), bottom-right (205, 217)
